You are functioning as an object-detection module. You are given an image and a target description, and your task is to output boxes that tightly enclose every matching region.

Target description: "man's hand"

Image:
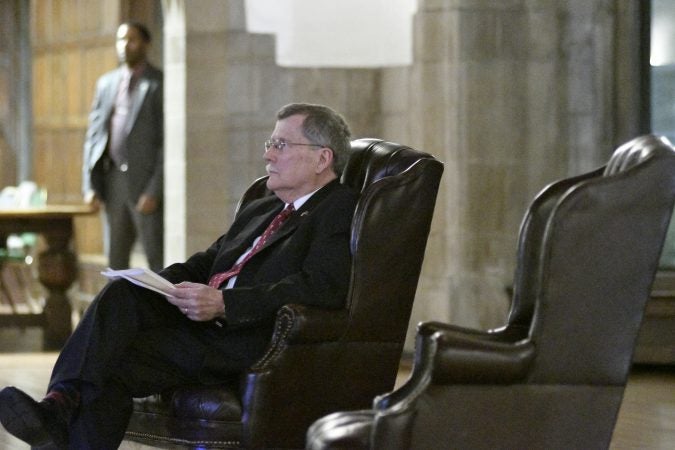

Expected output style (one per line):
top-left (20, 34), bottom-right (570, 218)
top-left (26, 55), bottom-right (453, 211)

top-left (83, 190), bottom-right (101, 211)
top-left (165, 282), bottom-right (226, 322)
top-left (136, 194), bottom-right (158, 214)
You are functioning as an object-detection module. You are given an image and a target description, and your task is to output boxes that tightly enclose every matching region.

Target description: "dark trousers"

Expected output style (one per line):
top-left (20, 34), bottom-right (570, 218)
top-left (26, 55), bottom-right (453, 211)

top-left (47, 281), bottom-right (229, 449)
top-left (103, 167), bottom-right (164, 272)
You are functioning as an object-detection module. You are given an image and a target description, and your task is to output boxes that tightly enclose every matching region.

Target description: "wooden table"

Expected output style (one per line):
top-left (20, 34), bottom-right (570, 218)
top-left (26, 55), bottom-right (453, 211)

top-left (0, 205), bottom-right (96, 349)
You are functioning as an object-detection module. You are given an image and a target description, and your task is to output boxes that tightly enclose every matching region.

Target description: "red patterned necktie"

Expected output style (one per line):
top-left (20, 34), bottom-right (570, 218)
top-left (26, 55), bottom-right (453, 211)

top-left (208, 204), bottom-right (295, 288)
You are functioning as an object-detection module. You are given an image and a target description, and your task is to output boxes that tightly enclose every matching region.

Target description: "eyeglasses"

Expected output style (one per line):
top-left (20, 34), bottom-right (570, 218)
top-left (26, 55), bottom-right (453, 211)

top-left (264, 139), bottom-right (324, 152)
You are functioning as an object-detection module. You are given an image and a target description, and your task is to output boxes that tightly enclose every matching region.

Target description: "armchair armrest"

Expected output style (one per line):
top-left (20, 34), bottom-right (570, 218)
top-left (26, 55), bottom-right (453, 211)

top-left (372, 319), bottom-right (535, 424)
top-left (423, 321), bottom-right (535, 384)
top-left (420, 320), bottom-right (528, 343)
top-left (251, 304), bottom-right (349, 371)
top-left (279, 304), bottom-right (350, 343)
top-left (242, 304), bottom-right (378, 448)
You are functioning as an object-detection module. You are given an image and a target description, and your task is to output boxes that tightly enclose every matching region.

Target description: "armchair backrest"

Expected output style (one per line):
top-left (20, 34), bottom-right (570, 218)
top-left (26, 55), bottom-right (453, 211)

top-left (509, 135), bottom-right (675, 340)
top-left (507, 168), bottom-right (601, 336)
top-left (528, 135), bottom-right (675, 384)
top-left (341, 139), bottom-right (444, 342)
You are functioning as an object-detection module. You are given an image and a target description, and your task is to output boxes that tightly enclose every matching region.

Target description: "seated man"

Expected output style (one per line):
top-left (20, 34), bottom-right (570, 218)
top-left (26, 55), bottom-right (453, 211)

top-left (0, 103), bottom-right (358, 449)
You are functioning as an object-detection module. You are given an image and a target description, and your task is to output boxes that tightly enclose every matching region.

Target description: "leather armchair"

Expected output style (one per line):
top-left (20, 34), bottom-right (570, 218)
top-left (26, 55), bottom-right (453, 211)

top-left (123, 138), bottom-right (444, 449)
top-left (306, 135), bottom-right (675, 450)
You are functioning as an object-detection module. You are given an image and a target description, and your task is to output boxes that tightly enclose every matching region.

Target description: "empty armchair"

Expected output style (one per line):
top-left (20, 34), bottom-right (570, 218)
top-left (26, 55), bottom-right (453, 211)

top-left (124, 138), bottom-right (444, 449)
top-left (307, 134), bottom-right (675, 450)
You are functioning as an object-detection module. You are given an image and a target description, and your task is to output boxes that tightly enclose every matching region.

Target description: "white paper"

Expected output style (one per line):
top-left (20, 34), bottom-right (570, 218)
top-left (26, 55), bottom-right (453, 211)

top-left (101, 268), bottom-right (175, 296)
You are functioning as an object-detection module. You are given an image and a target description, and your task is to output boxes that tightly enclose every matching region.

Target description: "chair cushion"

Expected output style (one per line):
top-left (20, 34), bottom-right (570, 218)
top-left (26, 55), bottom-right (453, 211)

top-left (172, 385), bottom-right (243, 421)
top-left (128, 385), bottom-right (244, 448)
top-left (133, 384), bottom-right (242, 422)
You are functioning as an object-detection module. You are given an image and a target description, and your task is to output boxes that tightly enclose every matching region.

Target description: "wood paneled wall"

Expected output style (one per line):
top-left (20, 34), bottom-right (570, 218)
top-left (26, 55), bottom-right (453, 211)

top-left (0, 1), bottom-right (20, 190)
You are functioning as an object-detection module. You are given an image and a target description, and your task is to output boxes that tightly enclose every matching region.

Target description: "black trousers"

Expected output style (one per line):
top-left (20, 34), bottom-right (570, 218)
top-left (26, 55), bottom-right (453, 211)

top-left (47, 280), bottom-right (234, 449)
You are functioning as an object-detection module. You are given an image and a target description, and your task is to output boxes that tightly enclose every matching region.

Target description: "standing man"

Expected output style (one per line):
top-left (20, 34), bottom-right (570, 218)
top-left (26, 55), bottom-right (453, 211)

top-left (0, 103), bottom-right (357, 449)
top-left (82, 21), bottom-right (164, 271)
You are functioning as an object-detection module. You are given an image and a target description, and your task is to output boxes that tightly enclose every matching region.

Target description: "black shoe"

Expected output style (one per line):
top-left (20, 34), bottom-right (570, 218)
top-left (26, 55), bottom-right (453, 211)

top-left (0, 386), bottom-right (68, 448)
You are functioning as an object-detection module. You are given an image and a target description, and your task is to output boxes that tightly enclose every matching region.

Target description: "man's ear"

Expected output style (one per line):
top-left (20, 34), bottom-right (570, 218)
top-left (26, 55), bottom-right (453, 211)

top-left (316, 147), bottom-right (334, 173)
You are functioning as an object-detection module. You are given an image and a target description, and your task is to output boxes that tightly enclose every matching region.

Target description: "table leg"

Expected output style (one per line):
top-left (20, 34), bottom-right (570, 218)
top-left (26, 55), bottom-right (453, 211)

top-left (38, 222), bottom-right (77, 350)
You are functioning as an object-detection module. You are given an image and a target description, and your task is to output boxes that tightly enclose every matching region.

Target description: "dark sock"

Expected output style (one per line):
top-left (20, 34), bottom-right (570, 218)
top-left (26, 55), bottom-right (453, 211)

top-left (43, 382), bottom-right (80, 424)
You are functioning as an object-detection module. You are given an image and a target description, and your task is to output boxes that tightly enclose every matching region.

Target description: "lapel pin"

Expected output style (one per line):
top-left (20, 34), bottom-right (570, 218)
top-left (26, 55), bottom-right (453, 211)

top-left (301, 211), bottom-right (309, 217)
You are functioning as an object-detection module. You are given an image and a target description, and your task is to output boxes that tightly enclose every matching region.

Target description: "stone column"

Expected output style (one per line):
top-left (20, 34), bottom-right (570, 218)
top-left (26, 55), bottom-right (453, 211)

top-left (162, 0), bottom-right (231, 262)
top-left (386, 0), bottom-right (622, 345)
top-left (162, 0), bottom-right (187, 263)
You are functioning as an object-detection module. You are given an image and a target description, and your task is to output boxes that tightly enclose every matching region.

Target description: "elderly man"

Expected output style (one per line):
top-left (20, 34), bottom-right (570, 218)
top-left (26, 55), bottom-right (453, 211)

top-left (0, 103), bottom-right (358, 449)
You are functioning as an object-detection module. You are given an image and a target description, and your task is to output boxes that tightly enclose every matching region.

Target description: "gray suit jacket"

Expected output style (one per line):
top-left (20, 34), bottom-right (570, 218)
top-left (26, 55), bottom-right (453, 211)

top-left (82, 63), bottom-right (164, 202)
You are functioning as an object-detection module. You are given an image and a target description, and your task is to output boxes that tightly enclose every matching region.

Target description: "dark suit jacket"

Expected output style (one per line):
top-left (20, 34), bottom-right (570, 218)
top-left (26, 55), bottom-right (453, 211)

top-left (160, 179), bottom-right (358, 375)
top-left (81, 63), bottom-right (164, 202)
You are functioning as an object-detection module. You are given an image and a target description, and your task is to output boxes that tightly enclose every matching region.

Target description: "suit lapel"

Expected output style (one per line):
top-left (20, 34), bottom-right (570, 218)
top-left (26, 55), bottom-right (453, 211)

top-left (232, 206), bottom-right (281, 251)
top-left (214, 180), bottom-right (341, 270)
top-left (256, 210), bottom-right (298, 251)
top-left (213, 204), bottom-right (282, 270)
top-left (253, 180), bottom-right (340, 252)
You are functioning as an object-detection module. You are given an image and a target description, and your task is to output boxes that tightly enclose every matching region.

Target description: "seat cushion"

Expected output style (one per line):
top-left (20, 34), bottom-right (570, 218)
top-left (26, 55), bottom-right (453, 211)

top-left (126, 384), bottom-right (244, 448)
top-left (171, 385), bottom-right (242, 421)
